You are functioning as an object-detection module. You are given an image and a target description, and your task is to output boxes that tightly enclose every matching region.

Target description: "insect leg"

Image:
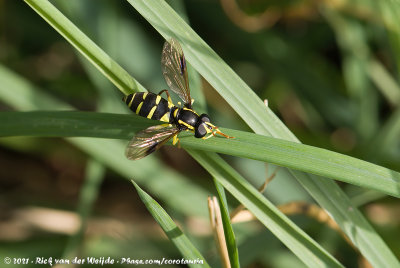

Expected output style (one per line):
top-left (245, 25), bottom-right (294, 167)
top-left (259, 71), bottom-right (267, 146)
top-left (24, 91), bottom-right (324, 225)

top-left (172, 134), bottom-right (181, 148)
top-left (158, 89), bottom-right (174, 105)
top-left (202, 133), bottom-right (215, 140)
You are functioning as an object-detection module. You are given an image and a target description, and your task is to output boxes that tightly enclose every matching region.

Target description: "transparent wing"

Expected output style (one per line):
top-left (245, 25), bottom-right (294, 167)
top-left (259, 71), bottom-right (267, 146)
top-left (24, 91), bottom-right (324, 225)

top-left (161, 38), bottom-right (192, 107)
top-left (125, 124), bottom-right (179, 160)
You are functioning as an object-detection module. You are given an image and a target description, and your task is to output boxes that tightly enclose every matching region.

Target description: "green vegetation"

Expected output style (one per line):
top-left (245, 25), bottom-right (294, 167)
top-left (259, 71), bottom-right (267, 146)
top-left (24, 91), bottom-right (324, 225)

top-left (1, 0), bottom-right (399, 267)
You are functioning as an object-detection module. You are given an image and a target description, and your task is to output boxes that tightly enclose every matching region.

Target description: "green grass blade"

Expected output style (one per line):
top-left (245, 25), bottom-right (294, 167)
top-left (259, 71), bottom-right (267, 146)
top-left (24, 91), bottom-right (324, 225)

top-left (63, 160), bottom-right (105, 258)
top-left (24, 0), bottom-right (144, 96)
top-left (131, 180), bottom-right (210, 268)
top-left (0, 65), bottom-right (71, 110)
top-left (377, 0), bottom-right (400, 77)
top-left (367, 107), bottom-right (400, 160)
top-left (183, 129), bottom-right (400, 198)
top-left (1, 111), bottom-right (399, 198)
top-left (125, 2), bottom-right (400, 266)
top-left (367, 59), bottom-right (400, 107)
top-left (213, 180), bottom-right (240, 268)
top-left (0, 111), bottom-right (152, 138)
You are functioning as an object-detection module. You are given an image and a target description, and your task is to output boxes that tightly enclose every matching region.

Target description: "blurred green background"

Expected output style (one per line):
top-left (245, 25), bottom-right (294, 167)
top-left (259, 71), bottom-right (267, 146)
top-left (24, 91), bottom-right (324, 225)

top-left (0, 0), bottom-right (399, 267)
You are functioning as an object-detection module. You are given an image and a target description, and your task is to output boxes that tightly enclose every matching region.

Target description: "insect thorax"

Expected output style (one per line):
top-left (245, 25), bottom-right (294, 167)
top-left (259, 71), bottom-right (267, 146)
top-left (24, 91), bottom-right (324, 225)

top-left (173, 107), bottom-right (199, 131)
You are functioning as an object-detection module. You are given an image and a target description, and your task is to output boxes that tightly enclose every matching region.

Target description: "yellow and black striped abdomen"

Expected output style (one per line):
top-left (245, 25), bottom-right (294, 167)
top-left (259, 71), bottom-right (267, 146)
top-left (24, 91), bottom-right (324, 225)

top-left (125, 92), bottom-right (171, 122)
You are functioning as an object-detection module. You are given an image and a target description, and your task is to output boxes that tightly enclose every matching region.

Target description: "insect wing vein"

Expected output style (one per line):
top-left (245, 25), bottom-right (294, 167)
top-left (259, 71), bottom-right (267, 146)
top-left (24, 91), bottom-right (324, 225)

top-left (125, 125), bottom-right (179, 160)
top-left (161, 38), bottom-right (192, 106)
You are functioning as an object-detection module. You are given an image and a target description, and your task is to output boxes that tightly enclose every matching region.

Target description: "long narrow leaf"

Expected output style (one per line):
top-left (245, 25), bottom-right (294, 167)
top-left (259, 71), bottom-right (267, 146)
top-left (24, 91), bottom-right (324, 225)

top-left (131, 181), bottom-right (210, 268)
top-left (63, 160), bottom-right (104, 258)
top-left (214, 180), bottom-right (240, 268)
top-left (1, 111), bottom-right (399, 198)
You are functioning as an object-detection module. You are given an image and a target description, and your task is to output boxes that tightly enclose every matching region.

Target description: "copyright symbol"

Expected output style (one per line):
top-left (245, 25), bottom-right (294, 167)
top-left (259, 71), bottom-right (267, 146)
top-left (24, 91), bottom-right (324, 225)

top-left (4, 257), bottom-right (11, 264)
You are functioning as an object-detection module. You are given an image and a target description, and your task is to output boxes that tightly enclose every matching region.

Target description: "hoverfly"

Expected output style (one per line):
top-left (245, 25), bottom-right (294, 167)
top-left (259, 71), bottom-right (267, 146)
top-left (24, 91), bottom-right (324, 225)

top-left (123, 38), bottom-right (233, 160)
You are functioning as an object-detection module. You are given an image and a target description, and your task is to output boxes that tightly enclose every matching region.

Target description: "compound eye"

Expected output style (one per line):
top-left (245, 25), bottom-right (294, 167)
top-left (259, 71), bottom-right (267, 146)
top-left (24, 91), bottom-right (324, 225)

top-left (199, 114), bottom-right (210, 123)
top-left (195, 123), bottom-right (208, 138)
top-left (202, 116), bottom-right (210, 123)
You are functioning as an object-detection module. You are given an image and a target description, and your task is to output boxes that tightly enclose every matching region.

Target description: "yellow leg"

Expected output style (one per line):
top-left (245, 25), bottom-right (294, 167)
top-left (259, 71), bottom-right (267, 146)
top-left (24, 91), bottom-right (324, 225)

top-left (172, 134), bottom-right (181, 148)
top-left (202, 133), bottom-right (215, 140)
top-left (172, 134), bottom-right (178, 145)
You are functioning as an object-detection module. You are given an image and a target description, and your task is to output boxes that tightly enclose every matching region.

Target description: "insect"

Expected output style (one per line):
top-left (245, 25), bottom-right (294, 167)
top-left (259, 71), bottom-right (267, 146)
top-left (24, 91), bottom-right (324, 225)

top-left (123, 38), bottom-right (233, 160)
